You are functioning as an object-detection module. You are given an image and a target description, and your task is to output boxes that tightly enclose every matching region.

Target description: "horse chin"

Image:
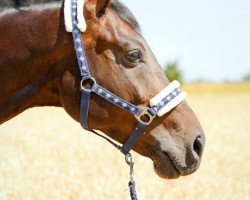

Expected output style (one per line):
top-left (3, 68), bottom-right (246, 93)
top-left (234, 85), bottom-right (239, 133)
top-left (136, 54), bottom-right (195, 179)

top-left (153, 156), bottom-right (180, 179)
top-left (148, 148), bottom-right (182, 179)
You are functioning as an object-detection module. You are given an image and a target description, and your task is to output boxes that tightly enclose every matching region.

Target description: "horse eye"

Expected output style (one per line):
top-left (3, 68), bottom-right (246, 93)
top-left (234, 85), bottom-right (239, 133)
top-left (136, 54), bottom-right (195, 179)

top-left (127, 50), bottom-right (141, 61)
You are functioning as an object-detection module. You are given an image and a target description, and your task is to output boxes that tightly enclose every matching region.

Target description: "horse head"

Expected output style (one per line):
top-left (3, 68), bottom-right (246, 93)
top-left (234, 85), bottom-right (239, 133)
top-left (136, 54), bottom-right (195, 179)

top-left (59, 0), bottom-right (205, 179)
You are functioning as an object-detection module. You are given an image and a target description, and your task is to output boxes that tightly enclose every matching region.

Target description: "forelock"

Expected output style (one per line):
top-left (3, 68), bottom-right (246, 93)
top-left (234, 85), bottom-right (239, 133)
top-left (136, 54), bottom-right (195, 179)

top-left (109, 1), bottom-right (141, 33)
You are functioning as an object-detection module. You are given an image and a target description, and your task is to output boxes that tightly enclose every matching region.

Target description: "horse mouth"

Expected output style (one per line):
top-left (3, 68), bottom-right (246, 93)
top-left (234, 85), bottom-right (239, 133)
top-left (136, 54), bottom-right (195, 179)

top-left (151, 150), bottom-right (198, 179)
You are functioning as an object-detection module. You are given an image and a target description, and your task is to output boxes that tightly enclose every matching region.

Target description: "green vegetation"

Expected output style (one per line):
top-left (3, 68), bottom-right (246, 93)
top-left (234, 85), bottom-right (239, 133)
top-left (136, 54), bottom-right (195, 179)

top-left (243, 73), bottom-right (250, 82)
top-left (164, 62), bottom-right (183, 83)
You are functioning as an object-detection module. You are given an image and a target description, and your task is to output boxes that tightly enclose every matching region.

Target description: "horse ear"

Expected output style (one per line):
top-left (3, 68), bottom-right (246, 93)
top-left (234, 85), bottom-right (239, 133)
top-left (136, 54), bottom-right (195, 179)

top-left (85, 0), bottom-right (111, 18)
top-left (95, 0), bottom-right (110, 15)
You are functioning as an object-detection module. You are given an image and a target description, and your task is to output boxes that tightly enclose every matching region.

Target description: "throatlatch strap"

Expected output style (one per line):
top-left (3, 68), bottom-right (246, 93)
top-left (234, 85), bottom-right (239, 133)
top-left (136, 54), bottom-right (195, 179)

top-left (121, 121), bottom-right (147, 155)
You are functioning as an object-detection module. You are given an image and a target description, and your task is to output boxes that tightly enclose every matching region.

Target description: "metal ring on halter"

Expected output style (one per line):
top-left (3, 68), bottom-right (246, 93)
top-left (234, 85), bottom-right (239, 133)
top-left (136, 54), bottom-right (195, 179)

top-left (80, 77), bottom-right (96, 91)
top-left (135, 108), bottom-right (156, 125)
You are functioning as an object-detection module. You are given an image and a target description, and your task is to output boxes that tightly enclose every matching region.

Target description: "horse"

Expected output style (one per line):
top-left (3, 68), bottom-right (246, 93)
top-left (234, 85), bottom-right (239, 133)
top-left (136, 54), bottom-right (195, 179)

top-left (0, 0), bottom-right (205, 180)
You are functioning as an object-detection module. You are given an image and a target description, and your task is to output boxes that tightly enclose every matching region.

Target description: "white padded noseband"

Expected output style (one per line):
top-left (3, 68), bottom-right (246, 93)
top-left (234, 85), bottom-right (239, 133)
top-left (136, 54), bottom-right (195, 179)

top-left (150, 81), bottom-right (187, 117)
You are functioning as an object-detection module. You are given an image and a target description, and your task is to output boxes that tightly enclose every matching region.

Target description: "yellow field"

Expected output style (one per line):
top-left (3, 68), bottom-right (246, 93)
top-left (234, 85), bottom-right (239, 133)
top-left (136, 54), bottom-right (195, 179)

top-left (0, 83), bottom-right (250, 200)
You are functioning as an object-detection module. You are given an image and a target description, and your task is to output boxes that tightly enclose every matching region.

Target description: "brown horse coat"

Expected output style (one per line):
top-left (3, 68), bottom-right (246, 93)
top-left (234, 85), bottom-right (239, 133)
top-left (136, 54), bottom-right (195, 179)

top-left (0, 0), bottom-right (205, 179)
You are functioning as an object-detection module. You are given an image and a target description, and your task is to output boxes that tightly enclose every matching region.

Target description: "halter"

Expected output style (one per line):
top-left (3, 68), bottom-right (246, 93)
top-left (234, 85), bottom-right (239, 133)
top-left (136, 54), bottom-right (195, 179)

top-left (68, 0), bottom-right (186, 198)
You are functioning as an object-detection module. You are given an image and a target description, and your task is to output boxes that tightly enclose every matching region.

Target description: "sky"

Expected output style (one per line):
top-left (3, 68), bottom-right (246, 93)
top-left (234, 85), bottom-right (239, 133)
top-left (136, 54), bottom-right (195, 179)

top-left (121, 0), bottom-right (250, 82)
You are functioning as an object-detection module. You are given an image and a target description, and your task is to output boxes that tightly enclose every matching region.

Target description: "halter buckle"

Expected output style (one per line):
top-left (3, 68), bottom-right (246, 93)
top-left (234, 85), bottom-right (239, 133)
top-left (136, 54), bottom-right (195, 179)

top-left (135, 108), bottom-right (155, 125)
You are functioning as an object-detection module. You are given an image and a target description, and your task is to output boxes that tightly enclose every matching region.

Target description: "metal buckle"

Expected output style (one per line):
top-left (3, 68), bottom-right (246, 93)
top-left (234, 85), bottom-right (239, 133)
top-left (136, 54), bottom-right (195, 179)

top-left (80, 77), bottom-right (96, 91)
top-left (135, 108), bottom-right (155, 125)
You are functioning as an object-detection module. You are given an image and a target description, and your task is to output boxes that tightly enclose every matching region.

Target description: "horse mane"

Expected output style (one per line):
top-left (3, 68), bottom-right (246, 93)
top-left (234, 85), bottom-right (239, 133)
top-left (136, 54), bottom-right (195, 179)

top-left (0, 0), bottom-right (140, 33)
top-left (0, 0), bottom-right (62, 10)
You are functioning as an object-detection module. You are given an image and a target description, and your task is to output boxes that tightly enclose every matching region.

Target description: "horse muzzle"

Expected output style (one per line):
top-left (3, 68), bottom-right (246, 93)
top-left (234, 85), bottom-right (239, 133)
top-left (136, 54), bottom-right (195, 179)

top-left (149, 131), bottom-right (205, 179)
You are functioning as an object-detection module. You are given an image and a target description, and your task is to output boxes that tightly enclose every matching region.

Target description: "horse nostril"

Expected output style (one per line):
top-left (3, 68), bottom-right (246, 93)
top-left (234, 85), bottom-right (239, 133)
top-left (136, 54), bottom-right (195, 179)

top-left (193, 136), bottom-right (203, 157)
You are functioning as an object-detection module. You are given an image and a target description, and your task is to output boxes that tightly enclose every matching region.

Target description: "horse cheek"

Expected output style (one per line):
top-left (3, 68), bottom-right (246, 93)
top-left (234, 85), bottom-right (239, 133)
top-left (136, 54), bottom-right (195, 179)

top-left (59, 71), bottom-right (81, 122)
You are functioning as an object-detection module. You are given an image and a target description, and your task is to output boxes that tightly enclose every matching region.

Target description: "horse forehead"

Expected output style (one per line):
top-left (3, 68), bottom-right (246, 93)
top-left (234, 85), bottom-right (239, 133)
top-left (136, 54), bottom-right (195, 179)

top-left (98, 11), bottom-right (140, 45)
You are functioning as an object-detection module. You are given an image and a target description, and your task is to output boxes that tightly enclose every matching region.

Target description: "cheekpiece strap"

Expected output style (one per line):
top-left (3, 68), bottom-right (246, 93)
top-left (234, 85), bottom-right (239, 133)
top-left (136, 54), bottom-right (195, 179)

top-left (71, 0), bottom-right (90, 78)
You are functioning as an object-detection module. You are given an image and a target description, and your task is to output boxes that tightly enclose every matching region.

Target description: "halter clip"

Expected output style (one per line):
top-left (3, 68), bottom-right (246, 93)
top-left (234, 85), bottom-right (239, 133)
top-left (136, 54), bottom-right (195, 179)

top-left (125, 153), bottom-right (135, 181)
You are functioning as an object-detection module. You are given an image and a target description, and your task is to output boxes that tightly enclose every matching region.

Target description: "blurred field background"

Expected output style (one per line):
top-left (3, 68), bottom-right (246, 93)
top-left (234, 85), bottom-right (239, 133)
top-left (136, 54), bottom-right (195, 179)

top-left (0, 83), bottom-right (249, 200)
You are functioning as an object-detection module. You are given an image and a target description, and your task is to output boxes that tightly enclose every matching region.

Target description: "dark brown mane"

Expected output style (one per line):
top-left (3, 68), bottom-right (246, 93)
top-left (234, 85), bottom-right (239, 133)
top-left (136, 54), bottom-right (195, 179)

top-left (0, 0), bottom-right (61, 9)
top-left (0, 0), bottom-right (140, 33)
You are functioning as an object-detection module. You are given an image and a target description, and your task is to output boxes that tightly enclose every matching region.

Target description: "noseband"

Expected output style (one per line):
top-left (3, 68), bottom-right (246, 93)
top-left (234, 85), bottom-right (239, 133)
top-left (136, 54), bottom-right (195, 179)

top-left (69, 0), bottom-right (186, 198)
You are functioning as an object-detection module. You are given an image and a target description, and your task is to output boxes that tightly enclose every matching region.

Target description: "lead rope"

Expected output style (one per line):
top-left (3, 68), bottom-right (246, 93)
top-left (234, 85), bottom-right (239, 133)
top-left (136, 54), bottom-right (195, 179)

top-left (89, 129), bottom-right (138, 200)
top-left (126, 154), bottom-right (138, 200)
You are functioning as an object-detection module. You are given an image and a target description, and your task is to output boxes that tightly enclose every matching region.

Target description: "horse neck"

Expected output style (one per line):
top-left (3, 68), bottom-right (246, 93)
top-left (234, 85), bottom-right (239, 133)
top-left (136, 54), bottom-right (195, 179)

top-left (0, 3), bottom-right (75, 124)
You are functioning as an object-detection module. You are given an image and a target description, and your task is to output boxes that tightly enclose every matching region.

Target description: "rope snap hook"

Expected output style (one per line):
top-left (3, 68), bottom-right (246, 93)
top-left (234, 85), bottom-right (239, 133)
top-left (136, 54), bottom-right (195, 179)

top-left (125, 153), bottom-right (137, 200)
top-left (125, 153), bottom-right (134, 181)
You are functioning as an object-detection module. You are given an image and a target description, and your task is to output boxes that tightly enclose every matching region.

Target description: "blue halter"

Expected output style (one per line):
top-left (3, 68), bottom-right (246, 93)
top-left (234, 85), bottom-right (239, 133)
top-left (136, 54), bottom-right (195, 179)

top-left (70, 0), bottom-right (182, 155)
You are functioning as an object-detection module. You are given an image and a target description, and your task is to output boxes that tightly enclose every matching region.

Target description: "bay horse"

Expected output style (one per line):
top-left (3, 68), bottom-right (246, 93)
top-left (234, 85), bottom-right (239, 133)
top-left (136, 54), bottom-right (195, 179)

top-left (0, 0), bottom-right (205, 180)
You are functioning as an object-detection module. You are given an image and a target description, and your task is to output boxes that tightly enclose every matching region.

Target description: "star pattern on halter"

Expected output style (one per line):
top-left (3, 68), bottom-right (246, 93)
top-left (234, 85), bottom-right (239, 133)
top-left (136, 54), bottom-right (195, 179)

top-left (92, 84), bottom-right (182, 117)
top-left (92, 84), bottom-right (141, 116)
top-left (153, 88), bottom-right (181, 112)
top-left (71, 2), bottom-right (90, 78)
